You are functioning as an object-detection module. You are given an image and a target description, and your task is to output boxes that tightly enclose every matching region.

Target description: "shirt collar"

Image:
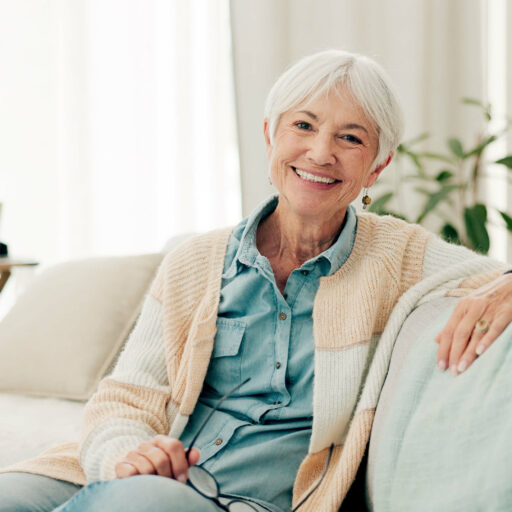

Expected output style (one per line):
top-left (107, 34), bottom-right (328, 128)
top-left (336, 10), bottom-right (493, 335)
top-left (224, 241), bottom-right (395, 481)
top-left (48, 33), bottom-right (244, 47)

top-left (224, 195), bottom-right (357, 278)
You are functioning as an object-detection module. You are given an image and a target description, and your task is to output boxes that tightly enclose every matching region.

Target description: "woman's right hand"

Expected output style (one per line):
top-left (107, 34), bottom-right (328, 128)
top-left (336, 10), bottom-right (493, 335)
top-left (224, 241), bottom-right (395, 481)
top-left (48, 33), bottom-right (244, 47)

top-left (115, 435), bottom-right (200, 482)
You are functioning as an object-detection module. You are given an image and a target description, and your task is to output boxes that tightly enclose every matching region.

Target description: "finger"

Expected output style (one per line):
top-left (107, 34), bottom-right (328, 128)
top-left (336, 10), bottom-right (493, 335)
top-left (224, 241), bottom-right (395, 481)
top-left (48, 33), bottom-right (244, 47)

top-left (138, 443), bottom-right (172, 478)
top-left (124, 450), bottom-right (156, 475)
top-left (442, 298), bottom-right (488, 374)
top-left (435, 302), bottom-right (468, 367)
top-left (448, 316), bottom-right (481, 374)
top-left (153, 437), bottom-right (189, 483)
top-left (186, 448), bottom-right (201, 466)
top-left (475, 312), bottom-right (510, 356)
top-left (454, 327), bottom-right (486, 374)
top-left (115, 461), bottom-right (139, 479)
top-left (436, 329), bottom-right (452, 371)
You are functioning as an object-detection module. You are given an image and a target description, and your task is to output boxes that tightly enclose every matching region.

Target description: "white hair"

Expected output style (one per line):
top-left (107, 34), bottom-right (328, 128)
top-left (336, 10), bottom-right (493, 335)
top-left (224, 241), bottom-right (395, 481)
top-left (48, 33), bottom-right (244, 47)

top-left (264, 49), bottom-right (404, 168)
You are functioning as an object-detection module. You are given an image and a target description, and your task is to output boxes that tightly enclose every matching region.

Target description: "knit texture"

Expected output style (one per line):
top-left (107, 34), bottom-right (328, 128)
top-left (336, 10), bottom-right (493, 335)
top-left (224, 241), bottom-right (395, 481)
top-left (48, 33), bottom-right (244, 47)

top-left (1, 214), bottom-right (506, 510)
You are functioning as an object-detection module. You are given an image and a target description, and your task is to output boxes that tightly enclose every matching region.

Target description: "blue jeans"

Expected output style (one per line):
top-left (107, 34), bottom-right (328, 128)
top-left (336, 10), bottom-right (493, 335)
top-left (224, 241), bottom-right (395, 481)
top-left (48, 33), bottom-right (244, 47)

top-left (0, 472), bottom-right (223, 512)
top-left (0, 472), bottom-right (80, 512)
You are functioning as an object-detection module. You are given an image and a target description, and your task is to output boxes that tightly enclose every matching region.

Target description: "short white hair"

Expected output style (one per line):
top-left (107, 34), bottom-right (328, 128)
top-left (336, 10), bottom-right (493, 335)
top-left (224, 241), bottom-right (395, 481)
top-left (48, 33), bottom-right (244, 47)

top-left (264, 49), bottom-right (404, 168)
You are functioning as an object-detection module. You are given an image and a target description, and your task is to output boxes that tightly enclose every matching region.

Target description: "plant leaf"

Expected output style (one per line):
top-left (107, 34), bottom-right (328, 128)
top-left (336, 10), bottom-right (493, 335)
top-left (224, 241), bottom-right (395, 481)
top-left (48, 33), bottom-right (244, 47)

top-left (464, 135), bottom-right (497, 157)
top-left (498, 210), bottom-right (512, 231)
top-left (461, 97), bottom-right (492, 121)
top-left (464, 204), bottom-right (490, 254)
top-left (400, 149), bottom-right (425, 175)
top-left (440, 224), bottom-right (461, 245)
top-left (414, 187), bottom-right (432, 196)
top-left (435, 170), bottom-right (454, 182)
top-left (368, 192), bottom-right (393, 214)
top-left (448, 138), bottom-right (465, 159)
top-left (416, 184), bottom-right (460, 223)
top-left (376, 209), bottom-right (409, 221)
top-left (496, 156), bottom-right (512, 169)
top-left (461, 97), bottom-right (486, 108)
top-left (418, 152), bottom-right (454, 164)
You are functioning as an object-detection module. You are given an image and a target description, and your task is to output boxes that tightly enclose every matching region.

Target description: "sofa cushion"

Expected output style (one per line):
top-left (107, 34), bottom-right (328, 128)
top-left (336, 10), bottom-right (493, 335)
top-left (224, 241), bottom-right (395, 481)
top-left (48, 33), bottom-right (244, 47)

top-left (0, 253), bottom-right (163, 400)
top-left (0, 393), bottom-right (85, 467)
top-left (367, 296), bottom-right (512, 511)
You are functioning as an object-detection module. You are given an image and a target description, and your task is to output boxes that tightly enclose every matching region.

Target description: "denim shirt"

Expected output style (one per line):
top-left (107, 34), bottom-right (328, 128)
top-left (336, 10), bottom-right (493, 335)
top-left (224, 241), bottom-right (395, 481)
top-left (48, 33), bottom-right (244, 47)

top-left (179, 196), bottom-right (357, 512)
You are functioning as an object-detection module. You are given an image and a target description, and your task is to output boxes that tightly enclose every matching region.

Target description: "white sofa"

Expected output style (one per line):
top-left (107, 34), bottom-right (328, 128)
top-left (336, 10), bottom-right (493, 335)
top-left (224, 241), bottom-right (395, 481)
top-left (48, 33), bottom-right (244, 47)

top-left (1, 238), bottom-right (512, 511)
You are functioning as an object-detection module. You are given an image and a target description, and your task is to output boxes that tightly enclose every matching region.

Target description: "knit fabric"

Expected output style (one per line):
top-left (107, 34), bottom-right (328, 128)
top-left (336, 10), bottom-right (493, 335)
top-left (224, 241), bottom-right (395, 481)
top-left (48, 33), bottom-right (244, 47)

top-left (1, 214), bottom-right (506, 511)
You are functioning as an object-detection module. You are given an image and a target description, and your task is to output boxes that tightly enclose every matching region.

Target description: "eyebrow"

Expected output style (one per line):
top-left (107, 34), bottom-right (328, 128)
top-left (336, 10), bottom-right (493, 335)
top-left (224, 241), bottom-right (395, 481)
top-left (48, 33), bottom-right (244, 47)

top-left (297, 110), bottom-right (369, 134)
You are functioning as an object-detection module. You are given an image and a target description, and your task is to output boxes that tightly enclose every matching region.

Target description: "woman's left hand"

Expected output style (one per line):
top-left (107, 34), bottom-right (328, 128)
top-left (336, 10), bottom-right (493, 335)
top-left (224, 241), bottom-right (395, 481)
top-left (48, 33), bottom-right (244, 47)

top-left (435, 272), bottom-right (512, 375)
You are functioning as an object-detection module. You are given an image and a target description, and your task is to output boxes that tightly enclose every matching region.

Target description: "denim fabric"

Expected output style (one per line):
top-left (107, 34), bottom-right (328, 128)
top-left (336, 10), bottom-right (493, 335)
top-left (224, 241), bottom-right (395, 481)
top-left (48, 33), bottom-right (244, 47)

top-left (180, 196), bottom-right (357, 512)
top-left (0, 472), bottom-right (81, 512)
top-left (52, 475), bottom-right (223, 512)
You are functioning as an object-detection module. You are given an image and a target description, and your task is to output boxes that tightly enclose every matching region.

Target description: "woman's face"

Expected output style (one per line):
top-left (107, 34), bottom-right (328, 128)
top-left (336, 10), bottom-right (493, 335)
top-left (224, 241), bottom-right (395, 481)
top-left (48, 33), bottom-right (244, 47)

top-left (264, 88), bottom-right (390, 222)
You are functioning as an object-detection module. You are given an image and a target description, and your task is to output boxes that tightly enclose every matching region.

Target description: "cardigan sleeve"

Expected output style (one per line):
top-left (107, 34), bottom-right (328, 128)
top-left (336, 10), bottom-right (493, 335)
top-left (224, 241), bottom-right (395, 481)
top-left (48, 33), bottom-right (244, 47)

top-left (422, 235), bottom-right (507, 295)
top-left (79, 294), bottom-right (171, 482)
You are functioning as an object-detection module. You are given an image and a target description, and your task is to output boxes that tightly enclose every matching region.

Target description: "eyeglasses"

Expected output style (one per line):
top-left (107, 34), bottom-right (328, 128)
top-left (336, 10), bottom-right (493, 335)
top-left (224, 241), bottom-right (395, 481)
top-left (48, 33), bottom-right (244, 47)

top-left (184, 378), bottom-right (333, 512)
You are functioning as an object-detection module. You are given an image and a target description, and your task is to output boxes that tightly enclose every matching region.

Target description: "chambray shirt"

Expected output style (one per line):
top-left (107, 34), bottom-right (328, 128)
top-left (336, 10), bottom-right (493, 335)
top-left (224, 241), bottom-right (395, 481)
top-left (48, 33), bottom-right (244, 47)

top-left (179, 196), bottom-right (357, 512)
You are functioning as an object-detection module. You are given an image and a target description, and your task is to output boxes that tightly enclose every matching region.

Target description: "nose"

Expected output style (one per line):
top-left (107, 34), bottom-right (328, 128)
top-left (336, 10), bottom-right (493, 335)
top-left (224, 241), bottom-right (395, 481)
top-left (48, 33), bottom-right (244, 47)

top-left (306, 133), bottom-right (336, 166)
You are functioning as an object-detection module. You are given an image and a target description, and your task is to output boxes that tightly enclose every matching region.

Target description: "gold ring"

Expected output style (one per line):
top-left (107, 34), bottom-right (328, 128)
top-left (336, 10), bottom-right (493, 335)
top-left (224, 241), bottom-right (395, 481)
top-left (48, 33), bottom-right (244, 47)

top-left (475, 319), bottom-right (490, 334)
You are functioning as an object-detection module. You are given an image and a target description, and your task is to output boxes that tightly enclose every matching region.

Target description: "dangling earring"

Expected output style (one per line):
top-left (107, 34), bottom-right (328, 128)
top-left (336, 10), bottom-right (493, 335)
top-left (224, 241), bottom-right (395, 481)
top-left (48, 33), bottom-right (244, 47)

top-left (362, 188), bottom-right (372, 210)
top-left (268, 176), bottom-right (273, 186)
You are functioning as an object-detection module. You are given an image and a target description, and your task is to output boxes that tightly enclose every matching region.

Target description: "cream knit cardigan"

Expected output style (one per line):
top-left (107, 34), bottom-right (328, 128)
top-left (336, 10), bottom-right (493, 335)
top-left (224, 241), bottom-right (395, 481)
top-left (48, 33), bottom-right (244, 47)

top-left (3, 214), bottom-right (505, 511)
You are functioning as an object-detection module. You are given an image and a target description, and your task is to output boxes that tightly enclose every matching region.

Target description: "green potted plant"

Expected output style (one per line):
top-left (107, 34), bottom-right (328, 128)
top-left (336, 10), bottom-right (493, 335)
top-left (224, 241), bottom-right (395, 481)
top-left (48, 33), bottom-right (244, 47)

top-left (370, 99), bottom-right (512, 254)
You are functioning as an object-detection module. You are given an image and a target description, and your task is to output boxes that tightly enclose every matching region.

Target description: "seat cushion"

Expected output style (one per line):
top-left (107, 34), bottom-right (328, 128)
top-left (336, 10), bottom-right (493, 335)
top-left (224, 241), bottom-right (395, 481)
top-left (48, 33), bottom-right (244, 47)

top-left (0, 393), bottom-right (85, 467)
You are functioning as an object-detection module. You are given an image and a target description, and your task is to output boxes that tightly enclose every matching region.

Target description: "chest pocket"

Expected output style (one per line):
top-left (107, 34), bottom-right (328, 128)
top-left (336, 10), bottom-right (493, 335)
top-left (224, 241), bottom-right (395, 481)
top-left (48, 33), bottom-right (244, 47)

top-left (205, 317), bottom-right (246, 392)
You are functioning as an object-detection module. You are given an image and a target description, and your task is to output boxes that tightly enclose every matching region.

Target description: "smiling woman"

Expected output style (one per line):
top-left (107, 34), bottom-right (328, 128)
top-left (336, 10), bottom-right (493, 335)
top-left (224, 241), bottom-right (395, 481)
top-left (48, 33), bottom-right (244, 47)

top-left (2, 49), bottom-right (512, 512)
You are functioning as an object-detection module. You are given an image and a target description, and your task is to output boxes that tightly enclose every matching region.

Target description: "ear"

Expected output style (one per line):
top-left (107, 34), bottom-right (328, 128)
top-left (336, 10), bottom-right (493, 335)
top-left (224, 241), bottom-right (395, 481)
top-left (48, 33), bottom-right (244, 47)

top-left (263, 119), bottom-right (273, 158)
top-left (365, 153), bottom-right (393, 188)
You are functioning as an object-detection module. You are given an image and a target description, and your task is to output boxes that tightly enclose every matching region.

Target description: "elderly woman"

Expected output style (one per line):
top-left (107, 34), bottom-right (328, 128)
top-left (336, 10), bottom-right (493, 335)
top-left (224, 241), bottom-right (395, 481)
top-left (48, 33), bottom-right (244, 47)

top-left (1, 50), bottom-right (511, 512)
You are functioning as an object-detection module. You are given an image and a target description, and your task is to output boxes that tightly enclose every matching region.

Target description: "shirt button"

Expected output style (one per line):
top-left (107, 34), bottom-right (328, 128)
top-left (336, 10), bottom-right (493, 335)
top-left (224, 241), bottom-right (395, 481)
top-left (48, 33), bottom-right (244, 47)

top-left (276, 362), bottom-right (281, 369)
top-left (301, 270), bottom-right (309, 276)
top-left (279, 312), bottom-right (287, 320)
top-left (215, 438), bottom-right (223, 445)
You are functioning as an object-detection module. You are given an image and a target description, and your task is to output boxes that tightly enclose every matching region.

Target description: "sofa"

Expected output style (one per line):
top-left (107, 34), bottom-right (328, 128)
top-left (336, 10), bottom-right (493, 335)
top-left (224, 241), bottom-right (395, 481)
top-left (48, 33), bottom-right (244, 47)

top-left (1, 237), bottom-right (511, 511)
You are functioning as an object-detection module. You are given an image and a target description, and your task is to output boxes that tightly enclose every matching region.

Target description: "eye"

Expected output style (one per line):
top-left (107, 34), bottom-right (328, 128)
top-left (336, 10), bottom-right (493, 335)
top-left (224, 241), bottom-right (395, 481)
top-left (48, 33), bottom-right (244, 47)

top-left (340, 134), bottom-right (363, 144)
top-left (294, 121), bottom-right (312, 130)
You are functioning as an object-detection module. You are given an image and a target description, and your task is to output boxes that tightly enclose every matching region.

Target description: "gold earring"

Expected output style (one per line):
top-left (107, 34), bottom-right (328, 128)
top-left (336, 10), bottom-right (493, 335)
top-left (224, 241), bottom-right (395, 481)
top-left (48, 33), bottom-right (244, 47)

top-left (362, 188), bottom-right (371, 210)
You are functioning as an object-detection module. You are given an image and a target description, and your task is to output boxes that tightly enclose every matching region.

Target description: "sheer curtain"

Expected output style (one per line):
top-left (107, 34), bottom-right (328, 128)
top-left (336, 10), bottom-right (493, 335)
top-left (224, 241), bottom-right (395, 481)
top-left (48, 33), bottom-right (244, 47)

top-left (82, 0), bottom-right (240, 254)
top-left (0, 0), bottom-right (240, 267)
top-left (0, 0), bottom-right (239, 317)
top-left (60, 0), bottom-right (241, 259)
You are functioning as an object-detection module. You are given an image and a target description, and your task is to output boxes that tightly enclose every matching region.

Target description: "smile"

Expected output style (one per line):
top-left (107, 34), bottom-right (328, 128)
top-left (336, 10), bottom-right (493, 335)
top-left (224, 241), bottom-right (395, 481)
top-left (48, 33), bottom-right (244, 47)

top-left (293, 167), bottom-right (338, 184)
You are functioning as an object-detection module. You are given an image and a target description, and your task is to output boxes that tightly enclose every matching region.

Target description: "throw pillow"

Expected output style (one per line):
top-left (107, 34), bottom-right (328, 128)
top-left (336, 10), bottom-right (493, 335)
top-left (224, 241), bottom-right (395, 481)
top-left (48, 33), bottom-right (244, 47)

top-left (0, 253), bottom-right (163, 400)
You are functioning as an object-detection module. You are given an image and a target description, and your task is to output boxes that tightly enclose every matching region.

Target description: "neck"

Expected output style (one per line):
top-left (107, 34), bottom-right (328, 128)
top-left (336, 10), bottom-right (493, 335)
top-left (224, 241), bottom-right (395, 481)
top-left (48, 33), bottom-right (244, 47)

top-left (257, 201), bottom-right (346, 265)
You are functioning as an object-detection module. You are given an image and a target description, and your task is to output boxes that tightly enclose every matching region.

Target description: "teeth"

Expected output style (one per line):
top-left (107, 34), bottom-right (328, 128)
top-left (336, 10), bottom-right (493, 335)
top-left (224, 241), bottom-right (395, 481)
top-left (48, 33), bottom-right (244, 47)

top-left (295, 168), bottom-right (336, 184)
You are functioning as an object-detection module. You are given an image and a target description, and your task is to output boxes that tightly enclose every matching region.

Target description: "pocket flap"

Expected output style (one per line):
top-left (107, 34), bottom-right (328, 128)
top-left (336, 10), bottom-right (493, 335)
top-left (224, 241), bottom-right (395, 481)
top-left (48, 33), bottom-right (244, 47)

top-left (212, 317), bottom-right (246, 357)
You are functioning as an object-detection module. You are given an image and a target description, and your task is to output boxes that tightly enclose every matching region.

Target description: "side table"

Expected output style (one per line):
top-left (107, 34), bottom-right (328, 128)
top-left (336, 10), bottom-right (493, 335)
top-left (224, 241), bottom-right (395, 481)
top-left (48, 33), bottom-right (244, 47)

top-left (0, 258), bottom-right (39, 294)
